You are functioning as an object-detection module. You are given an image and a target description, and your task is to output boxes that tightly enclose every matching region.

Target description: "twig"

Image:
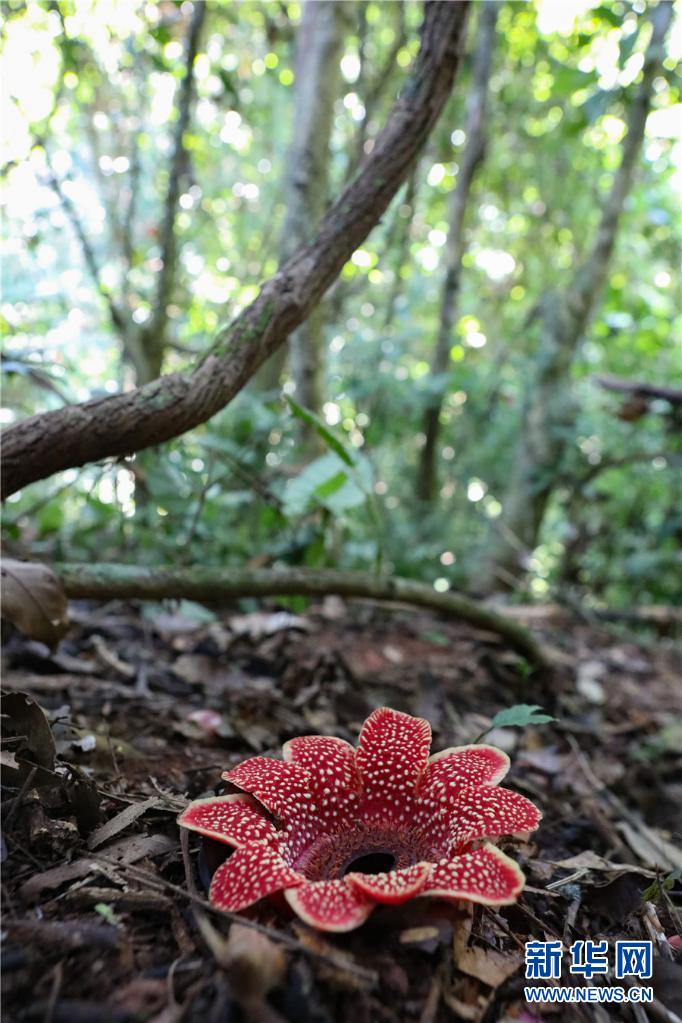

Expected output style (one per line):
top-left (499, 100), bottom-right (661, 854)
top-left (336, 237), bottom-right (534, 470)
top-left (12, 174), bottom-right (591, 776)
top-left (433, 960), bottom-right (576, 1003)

top-left (4, 766), bottom-right (38, 828)
top-left (43, 960), bottom-right (63, 1023)
top-left (90, 852), bottom-right (379, 985)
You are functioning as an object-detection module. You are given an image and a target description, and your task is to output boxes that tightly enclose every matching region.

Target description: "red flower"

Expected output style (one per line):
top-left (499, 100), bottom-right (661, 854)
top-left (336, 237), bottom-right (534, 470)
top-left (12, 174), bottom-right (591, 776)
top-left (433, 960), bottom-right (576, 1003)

top-left (178, 707), bottom-right (541, 932)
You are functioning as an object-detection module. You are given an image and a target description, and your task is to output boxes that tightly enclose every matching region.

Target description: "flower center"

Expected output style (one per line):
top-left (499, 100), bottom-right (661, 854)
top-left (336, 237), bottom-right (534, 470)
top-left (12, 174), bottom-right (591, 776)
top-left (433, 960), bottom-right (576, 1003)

top-left (342, 850), bottom-right (396, 876)
top-left (291, 823), bottom-right (430, 881)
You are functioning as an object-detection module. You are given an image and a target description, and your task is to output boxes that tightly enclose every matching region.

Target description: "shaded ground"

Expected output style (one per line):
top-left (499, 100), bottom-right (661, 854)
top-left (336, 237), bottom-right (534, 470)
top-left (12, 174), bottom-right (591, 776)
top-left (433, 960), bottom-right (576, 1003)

top-left (2, 597), bottom-right (681, 1022)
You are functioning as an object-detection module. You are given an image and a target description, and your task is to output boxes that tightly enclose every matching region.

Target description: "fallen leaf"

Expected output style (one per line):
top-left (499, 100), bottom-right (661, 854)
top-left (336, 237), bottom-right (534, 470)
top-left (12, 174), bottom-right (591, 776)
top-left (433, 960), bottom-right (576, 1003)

top-left (1, 559), bottom-right (69, 648)
top-left (0, 749), bottom-right (19, 770)
top-left (550, 851), bottom-right (656, 877)
top-left (617, 820), bottom-right (682, 872)
top-left (577, 659), bottom-right (607, 704)
top-left (171, 653), bottom-right (214, 686)
top-left (1, 689), bottom-right (56, 784)
top-left (229, 610), bottom-right (312, 639)
top-left (399, 926), bottom-right (440, 946)
top-left (20, 832), bottom-right (177, 900)
top-left (87, 795), bottom-right (159, 850)
top-left (224, 923), bottom-right (287, 1006)
top-left (455, 944), bottom-right (524, 987)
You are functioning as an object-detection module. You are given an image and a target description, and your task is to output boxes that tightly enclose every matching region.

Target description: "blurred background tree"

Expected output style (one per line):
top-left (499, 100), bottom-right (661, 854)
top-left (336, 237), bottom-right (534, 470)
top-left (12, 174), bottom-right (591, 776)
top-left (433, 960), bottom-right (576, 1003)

top-left (1, 0), bottom-right (680, 613)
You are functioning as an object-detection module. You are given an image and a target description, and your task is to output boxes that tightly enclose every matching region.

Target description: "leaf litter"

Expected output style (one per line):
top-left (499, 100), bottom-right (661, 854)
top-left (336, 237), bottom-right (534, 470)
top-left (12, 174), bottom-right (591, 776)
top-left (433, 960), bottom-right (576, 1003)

top-left (1, 597), bottom-right (681, 1022)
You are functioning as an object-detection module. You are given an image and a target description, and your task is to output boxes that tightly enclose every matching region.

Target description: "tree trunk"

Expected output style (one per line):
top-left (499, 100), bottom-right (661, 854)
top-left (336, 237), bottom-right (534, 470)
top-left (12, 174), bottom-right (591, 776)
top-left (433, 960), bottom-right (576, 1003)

top-left (139, 0), bottom-right (206, 385)
top-left (415, 3), bottom-right (498, 503)
top-left (383, 171), bottom-right (418, 330)
top-left (45, 3), bottom-right (206, 389)
top-left (2, 2), bottom-right (471, 499)
top-left (478, 1), bottom-right (673, 593)
top-left (286, 1), bottom-right (349, 427)
top-left (258, 1), bottom-right (349, 403)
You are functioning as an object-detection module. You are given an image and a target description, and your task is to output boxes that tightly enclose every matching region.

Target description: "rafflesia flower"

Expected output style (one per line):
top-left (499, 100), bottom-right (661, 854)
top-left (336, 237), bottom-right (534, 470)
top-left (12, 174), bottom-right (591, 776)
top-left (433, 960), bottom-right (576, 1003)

top-left (178, 707), bottom-right (541, 932)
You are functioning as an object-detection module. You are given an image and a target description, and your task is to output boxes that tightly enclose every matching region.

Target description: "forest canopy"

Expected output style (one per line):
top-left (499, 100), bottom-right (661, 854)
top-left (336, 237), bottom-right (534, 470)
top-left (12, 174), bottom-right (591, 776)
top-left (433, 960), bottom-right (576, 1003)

top-left (1, 0), bottom-right (681, 611)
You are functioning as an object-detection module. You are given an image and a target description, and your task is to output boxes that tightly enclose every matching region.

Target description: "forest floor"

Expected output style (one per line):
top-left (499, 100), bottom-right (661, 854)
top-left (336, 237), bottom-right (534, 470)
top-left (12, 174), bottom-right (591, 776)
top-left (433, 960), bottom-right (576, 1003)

top-left (2, 596), bottom-right (681, 1023)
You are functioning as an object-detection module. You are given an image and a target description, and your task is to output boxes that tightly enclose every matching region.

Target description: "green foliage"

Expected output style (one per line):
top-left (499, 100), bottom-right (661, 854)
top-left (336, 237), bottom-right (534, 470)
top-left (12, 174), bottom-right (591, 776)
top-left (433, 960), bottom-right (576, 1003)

top-left (477, 705), bottom-right (556, 741)
top-left (2, 1), bottom-right (680, 612)
top-left (282, 452), bottom-right (369, 517)
top-left (286, 397), bottom-right (356, 468)
top-left (641, 870), bottom-right (681, 905)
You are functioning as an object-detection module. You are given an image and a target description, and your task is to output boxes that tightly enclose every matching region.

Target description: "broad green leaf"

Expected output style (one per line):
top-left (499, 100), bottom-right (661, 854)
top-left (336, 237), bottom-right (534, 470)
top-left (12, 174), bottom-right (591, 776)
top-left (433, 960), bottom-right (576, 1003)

top-left (286, 397), bottom-right (356, 468)
top-left (484, 704), bottom-right (556, 732)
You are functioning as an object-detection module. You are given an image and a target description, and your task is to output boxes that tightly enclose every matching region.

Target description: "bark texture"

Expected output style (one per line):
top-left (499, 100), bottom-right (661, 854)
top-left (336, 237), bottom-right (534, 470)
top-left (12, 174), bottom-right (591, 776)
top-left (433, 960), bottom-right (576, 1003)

top-left (479, 1), bottom-right (673, 592)
top-left (416, 2), bottom-right (499, 503)
top-left (55, 562), bottom-right (550, 669)
top-left (286, 1), bottom-right (349, 418)
top-left (2, 2), bottom-right (470, 499)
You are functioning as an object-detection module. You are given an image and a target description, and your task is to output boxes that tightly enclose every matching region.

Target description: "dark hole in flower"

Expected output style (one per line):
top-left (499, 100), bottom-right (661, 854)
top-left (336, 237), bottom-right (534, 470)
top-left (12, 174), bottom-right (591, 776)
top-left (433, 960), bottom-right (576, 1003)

top-left (343, 851), bottom-right (396, 876)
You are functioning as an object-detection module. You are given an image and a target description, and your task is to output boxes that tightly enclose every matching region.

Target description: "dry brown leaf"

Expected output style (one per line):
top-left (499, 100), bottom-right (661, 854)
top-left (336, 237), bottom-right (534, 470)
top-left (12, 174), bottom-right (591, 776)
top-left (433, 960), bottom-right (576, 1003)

top-left (20, 832), bottom-right (177, 900)
top-left (550, 851), bottom-right (656, 877)
top-left (87, 795), bottom-right (159, 850)
top-left (454, 944), bottom-right (524, 988)
top-left (617, 820), bottom-right (682, 872)
top-left (225, 923), bottom-right (287, 1006)
top-left (452, 902), bottom-right (522, 990)
top-left (229, 610), bottom-right (311, 639)
top-left (1, 689), bottom-right (56, 784)
top-left (1, 558), bottom-right (69, 648)
top-left (0, 749), bottom-right (19, 770)
top-left (399, 926), bottom-right (441, 945)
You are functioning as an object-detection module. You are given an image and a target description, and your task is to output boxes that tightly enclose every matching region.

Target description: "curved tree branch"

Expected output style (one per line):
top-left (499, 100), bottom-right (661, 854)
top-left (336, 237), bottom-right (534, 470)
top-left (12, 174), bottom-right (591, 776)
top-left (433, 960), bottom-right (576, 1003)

top-left (593, 374), bottom-right (682, 408)
top-left (2, 2), bottom-right (470, 499)
top-left (55, 562), bottom-right (551, 670)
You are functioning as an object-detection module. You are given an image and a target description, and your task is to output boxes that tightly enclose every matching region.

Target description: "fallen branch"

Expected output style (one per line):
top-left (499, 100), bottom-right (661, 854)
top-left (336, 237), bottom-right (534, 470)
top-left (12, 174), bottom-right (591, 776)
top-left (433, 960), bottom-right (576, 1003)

top-left (1, 2), bottom-right (470, 498)
top-left (55, 563), bottom-right (551, 670)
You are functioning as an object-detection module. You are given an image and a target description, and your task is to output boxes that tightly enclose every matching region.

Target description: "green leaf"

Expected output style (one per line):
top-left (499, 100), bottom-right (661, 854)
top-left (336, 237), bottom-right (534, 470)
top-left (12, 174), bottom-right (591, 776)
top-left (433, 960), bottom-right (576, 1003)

top-left (286, 397), bottom-right (356, 468)
top-left (641, 870), bottom-right (680, 904)
top-left (94, 902), bottom-right (120, 925)
top-left (479, 704), bottom-right (556, 738)
top-left (282, 454), bottom-right (368, 518)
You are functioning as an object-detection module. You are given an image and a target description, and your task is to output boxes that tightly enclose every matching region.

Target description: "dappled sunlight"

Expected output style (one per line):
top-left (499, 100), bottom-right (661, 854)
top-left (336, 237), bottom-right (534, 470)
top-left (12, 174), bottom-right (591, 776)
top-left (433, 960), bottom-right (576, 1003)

top-left (1, 0), bottom-right (679, 621)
